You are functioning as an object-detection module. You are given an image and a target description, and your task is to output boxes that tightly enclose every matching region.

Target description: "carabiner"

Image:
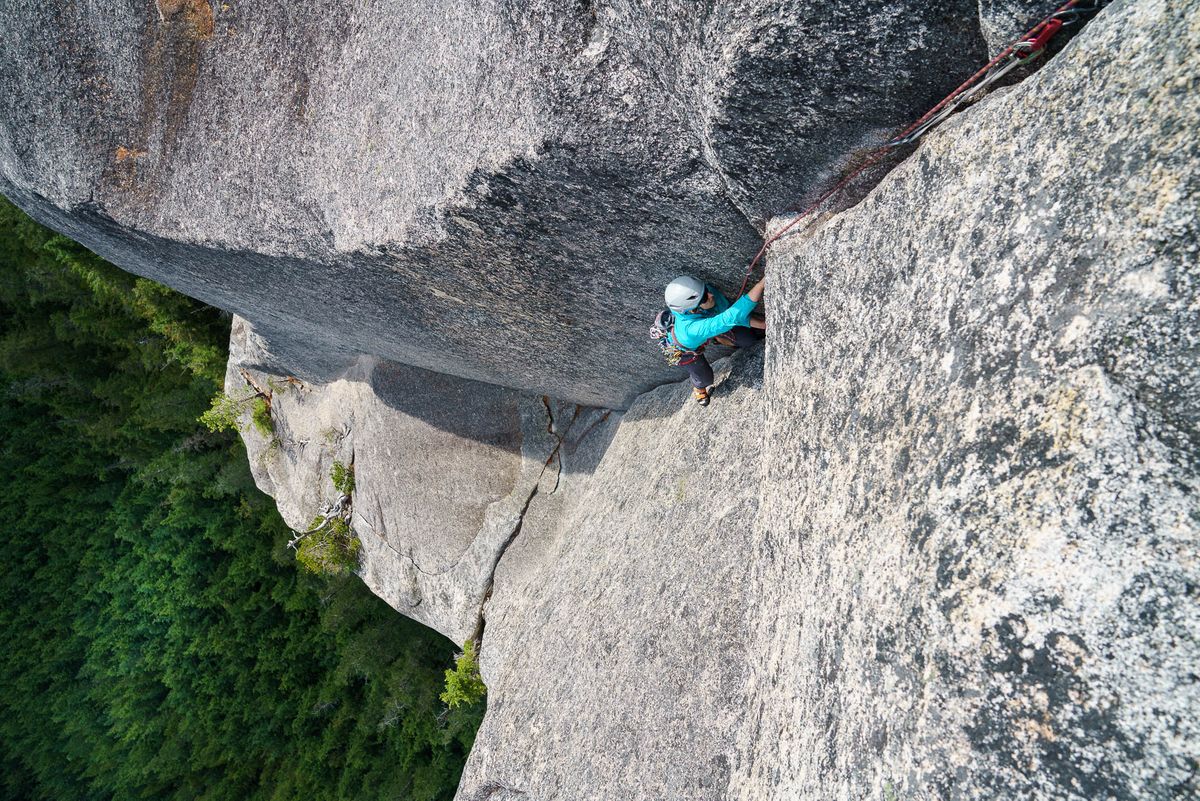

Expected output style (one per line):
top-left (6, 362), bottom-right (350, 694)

top-left (1016, 18), bottom-right (1064, 59)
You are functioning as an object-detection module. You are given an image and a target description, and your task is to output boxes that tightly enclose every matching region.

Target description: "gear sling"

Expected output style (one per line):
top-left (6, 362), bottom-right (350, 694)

top-left (648, 308), bottom-right (705, 367)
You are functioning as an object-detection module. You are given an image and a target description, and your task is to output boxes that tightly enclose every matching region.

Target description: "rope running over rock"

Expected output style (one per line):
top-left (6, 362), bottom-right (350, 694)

top-left (738, 0), bottom-right (1100, 295)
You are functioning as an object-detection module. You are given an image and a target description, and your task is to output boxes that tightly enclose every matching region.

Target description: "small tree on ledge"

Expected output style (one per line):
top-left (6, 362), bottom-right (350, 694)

top-left (294, 515), bottom-right (359, 574)
top-left (289, 459), bottom-right (359, 576)
top-left (200, 391), bottom-right (273, 437)
top-left (441, 640), bottom-right (486, 709)
top-left (199, 369), bottom-right (275, 437)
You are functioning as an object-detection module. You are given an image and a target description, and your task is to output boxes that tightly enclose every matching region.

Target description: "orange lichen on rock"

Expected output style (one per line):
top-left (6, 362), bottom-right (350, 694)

top-left (157, 0), bottom-right (214, 40)
top-left (114, 146), bottom-right (147, 162)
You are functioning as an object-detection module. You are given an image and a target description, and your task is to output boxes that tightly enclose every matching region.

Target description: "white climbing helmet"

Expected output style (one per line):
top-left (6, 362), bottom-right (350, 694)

top-left (665, 275), bottom-right (706, 313)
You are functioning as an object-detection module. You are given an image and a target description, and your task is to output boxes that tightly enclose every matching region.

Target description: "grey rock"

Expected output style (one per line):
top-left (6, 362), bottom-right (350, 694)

top-left (458, 1), bottom-right (1198, 798)
top-left (227, 316), bottom-right (564, 644)
top-left (734, 0), bottom-right (1199, 798)
top-left (459, 349), bottom-right (765, 801)
top-left (0, 0), bottom-right (1005, 408)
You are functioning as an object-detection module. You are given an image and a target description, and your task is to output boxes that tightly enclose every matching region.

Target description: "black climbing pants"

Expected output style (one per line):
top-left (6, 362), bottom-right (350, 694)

top-left (682, 326), bottom-right (763, 389)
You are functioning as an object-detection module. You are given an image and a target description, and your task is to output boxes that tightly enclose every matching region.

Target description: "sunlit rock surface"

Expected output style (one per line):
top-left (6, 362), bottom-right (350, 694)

top-left (0, 0), bottom-right (1008, 408)
top-left (458, 2), bottom-right (1199, 798)
top-left (734, 0), bottom-right (1198, 797)
top-left (460, 350), bottom-right (766, 800)
top-left (226, 316), bottom-right (615, 644)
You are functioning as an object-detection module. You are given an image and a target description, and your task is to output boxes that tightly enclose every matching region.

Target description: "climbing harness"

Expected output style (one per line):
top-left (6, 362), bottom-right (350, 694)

top-left (649, 308), bottom-right (704, 367)
top-left (737, 0), bottom-right (1106, 295)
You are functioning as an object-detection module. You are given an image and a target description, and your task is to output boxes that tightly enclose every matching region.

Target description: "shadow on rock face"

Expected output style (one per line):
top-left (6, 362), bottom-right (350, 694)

top-left (0, 0), bottom-right (1013, 409)
top-left (620, 344), bottom-right (767, 426)
top-left (368, 360), bottom-right (526, 455)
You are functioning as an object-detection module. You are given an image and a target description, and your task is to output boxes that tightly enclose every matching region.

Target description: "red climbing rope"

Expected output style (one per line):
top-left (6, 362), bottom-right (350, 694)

top-left (738, 0), bottom-right (1091, 296)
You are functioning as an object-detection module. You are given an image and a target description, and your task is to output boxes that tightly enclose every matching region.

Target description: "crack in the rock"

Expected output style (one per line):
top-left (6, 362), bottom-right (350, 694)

top-left (475, 781), bottom-right (529, 801)
top-left (352, 397), bottom-right (570, 640)
top-left (549, 451), bottom-right (563, 494)
top-left (360, 454), bottom-right (566, 586)
top-left (354, 502), bottom-right (454, 578)
top-left (470, 471), bottom-right (545, 645)
top-left (541, 394), bottom-right (556, 436)
top-left (567, 408), bottom-right (612, 448)
top-left (472, 402), bottom-right (565, 644)
top-left (624, 45), bottom-right (763, 239)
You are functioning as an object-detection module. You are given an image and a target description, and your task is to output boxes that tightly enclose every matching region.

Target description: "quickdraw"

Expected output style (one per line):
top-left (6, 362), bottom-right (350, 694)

top-left (887, 18), bottom-right (1064, 147)
top-left (738, 0), bottom-right (1107, 295)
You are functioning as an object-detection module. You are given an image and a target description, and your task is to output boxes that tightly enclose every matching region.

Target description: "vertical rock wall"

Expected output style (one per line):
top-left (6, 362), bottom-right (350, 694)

top-left (736, 1), bottom-right (1198, 797)
top-left (0, 0), bottom-right (1010, 408)
top-left (453, 1), bottom-right (1198, 798)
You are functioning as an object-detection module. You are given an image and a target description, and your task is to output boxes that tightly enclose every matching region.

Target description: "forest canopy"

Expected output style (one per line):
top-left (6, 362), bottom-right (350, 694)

top-left (0, 198), bottom-right (481, 801)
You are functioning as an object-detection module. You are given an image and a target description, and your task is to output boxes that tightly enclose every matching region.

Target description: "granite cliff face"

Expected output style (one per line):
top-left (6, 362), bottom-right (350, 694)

top-left (227, 315), bottom-right (618, 644)
top-left (2, 0), bottom-right (1198, 799)
top-left (0, 0), bottom-right (1009, 408)
top-left (735, 1), bottom-right (1199, 796)
top-left (473, 1), bottom-right (1195, 797)
top-left (225, 3), bottom-right (1198, 798)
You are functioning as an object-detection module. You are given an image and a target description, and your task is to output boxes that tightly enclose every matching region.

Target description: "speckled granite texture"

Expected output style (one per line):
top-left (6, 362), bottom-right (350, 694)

top-left (738, 0), bottom-right (1198, 797)
top-left (458, 1), bottom-right (1197, 798)
top-left (0, 0), bottom-right (1021, 408)
top-left (2, 0), bottom-right (1194, 798)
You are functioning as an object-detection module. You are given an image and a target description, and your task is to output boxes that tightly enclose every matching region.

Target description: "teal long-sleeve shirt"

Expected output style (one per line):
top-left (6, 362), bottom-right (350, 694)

top-left (670, 285), bottom-right (759, 351)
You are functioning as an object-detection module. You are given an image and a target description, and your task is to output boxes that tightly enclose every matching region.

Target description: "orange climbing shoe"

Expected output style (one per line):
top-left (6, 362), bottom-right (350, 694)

top-left (692, 387), bottom-right (710, 406)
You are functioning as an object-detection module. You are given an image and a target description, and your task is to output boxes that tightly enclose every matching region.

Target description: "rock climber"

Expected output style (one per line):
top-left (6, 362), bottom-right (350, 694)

top-left (663, 275), bottom-right (766, 406)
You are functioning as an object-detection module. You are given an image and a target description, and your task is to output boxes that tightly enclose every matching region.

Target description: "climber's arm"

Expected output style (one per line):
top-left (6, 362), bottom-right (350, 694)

top-left (681, 294), bottom-right (758, 342)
